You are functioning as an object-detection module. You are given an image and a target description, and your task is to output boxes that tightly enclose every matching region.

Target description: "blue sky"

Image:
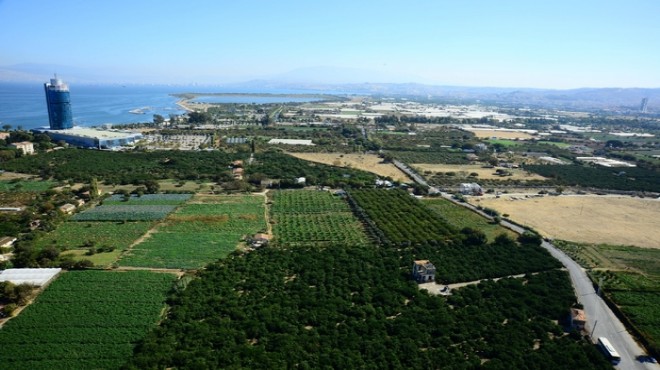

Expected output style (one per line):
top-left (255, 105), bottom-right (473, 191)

top-left (1, 0), bottom-right (658, 88)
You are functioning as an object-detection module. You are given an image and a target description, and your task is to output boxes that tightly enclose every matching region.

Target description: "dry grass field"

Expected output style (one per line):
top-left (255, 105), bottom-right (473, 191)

top-left (287, 153), bottom-right (410, 182)
top-left (474, 195), bottom-right (660, 248)
top-left (0, 171), bottom-right (35, 180)
top-left (467, 129), bottom-right (535, 140)
top-left (412, 163), bottom-right (546, 181)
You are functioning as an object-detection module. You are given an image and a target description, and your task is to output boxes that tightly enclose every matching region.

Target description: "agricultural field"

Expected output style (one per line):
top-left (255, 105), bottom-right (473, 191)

top-left (0, 270), bottom-right (175, 370)
top-left (389, 150), bottom-right (471, 165)
top-left (125, 244), bottom-right (607, 369)
top-left (525, 164), bottom-right (660, 192)
top-left (554, 241), bottom-right (660, 354)
top-left (0, 179), bottom-right (54, 192)
top-left (415, 163), bottom-right (546, 181)
top-left (347, 188), bottom-right (561, 283)
top-left (475, 195), bottom-right (660, 248)
top-left (286, 152), bottom-right (409, 182)
top-left (248, 151), bottom-right (378, 188)
top-left (103, 193), bottom-right (192, 205)
top-left (466, 129), bottom-right (535, 139)
top-left (347, 188), bottom-right (455, 245)
top-left (72, 204), bottom-right (178, 221)
top-left (422, 198), bottom-right (516, 242)
top-left (270, 190), bottom-right (369, 247)
top-left (34, 221), bottom-right (154, 267)
top-left (118, 195), bottom-right (266, 269)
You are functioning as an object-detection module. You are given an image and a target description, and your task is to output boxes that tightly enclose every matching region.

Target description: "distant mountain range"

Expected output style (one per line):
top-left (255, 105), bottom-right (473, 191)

top-left (1, 63), bottom-right (658, 112)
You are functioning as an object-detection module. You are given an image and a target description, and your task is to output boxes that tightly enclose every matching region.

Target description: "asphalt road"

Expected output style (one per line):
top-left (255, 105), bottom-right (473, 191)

top-left (438, 192), bottom-right (658, 369)
top-left (536, 238), bottom-right (657, 370)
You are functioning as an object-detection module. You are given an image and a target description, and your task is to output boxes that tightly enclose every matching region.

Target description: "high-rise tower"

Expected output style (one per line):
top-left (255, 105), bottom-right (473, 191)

top-left (640, 98), bottom-right (649, 114)
top-left (44, 75), bottom-right (73, 130)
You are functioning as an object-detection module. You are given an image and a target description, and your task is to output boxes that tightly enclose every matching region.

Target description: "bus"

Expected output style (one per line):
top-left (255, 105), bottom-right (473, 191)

top-left (598, 337), bottom-right (621, 365)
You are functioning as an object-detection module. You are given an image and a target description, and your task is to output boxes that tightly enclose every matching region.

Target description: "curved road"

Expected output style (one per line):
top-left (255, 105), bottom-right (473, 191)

top-left (438, 192), bottom-right (657, 369)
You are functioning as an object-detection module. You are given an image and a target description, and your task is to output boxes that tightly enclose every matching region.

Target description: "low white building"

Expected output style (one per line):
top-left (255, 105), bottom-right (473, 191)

top-left (9, 141), bottom-right (34, 155)
top-left (268, 139), bottom-right (314, 146)
top-left (459, 183), bottom-right (483, 195)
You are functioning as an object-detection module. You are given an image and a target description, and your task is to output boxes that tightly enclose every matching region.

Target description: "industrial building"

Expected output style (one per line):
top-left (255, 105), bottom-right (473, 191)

top-left (38, 75), bottom-right (143, 149)
top-left (44, 75), bottom-right (73, 130)
top-left (38, 127), bottom-right (143, 149)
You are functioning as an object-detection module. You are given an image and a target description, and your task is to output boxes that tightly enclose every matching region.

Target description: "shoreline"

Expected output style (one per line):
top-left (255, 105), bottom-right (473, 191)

top-left (175, 99), bottom-right (196, 112)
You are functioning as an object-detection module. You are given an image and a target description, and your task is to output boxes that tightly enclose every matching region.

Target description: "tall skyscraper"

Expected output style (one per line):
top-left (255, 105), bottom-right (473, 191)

top-left (44, 75), bottom-right (73, 130)
top-left (640, 98), bottom-right (648, 113)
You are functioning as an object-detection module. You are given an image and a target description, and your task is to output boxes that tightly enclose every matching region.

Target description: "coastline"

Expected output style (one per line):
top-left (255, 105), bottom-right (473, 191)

top-left (175, 99), bottom-right (196, 112)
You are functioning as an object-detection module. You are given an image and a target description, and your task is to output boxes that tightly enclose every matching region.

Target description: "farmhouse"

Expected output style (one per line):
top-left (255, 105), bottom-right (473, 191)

top-left (412, 260), bottom-right (436, 283)
top-left (250, 233), bottom-right (272, 249)
top-left (459, 183), bottom-right (483, 196)
top-left (9, 141), bottom-right (34, 155)
top-left (570, 308), bottom-right (586, 330)
top-left (59, 203), bottom-right (76, 214)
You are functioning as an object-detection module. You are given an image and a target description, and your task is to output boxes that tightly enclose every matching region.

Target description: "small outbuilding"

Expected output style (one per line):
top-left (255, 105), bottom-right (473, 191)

top-left (249, 233), bottom-right (272, 249)
top-left (570, 308), bottom-right (586, 330)
top-left (412, 260), bottom-right (436, 283)
top-left (58, 203), bottom-right (76, 214)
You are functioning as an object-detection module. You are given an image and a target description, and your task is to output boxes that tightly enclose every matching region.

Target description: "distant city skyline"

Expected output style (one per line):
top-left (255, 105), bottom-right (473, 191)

top-left (1, 0), bottom-right (659, 89)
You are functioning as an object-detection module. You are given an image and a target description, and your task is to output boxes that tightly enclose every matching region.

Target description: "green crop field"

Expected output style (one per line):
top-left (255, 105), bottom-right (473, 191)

top-left (0, 270), bottom-right (175, 370)
top-left (35, 221), bottom-right (153, 251)
top-left (103, 193), bottom-right (192, 205)
top-left (0, 179), bottom-right (54, 192)
top-left (72, 204), bottom-right (178, 221)
top-left (271, 190), bottom-right (369, 247)
top-left (118, 195), bottom-right (266, 269)
top-left (118, 232), bottom-right (243, 269)
top-left (34, 221), bottom-right (154, 267)
top-left (423, 198), bottom-right (516, 242)
top-left (486, 138), bottom-right (520, 147)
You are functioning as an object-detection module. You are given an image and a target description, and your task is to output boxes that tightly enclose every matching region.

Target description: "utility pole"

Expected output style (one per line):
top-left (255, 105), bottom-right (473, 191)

top-left (591, 320), bottom-right (598, 338)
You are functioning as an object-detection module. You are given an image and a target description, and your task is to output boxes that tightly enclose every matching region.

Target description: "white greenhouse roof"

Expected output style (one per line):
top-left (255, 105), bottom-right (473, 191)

top-left (0, 268), bottom-right (62, 286)
top-left (268, 139), bottom-right (314, 145)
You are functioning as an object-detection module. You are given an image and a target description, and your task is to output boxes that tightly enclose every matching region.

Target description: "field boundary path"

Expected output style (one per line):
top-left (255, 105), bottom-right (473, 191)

top-left (419, 269), bottom-right (566, 296)
top-left (438, 191), bottom-right (657, 370)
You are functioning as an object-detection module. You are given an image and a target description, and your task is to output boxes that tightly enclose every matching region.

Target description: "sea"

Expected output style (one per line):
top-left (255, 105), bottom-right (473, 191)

top-left (0, 83), bottom-right (336, 131)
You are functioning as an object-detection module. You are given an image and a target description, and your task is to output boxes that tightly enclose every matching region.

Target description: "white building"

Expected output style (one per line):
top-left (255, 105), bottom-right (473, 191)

top-left (459, 183), bottom-right (483, 195)
top-left (10, 141), bottom-right (34, 155)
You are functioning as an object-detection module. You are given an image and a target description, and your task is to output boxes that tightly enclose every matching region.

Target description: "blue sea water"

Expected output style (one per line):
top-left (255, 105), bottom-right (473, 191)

top-left (0, 83), bottom-right (189, 130)
top-left (0, 83), bottom-right (347, 130)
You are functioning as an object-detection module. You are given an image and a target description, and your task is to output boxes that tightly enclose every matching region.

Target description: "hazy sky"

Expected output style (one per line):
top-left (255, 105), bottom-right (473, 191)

top-left (1, 0), bottom-right (659, 88)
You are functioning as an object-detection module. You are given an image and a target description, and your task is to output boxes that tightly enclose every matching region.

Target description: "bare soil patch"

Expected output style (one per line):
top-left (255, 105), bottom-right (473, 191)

top-left (413, 164), bottom-right (546, 181)
top-left (288, 152), bottom-right (409, 182)
top-left (474, 195), bottom-right (660, 248)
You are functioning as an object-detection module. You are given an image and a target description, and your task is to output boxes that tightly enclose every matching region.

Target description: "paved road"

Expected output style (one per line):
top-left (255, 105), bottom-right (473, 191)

top-left (437, 192), bottom-right (658, 369)
top-left (537, 239), bottom-right (657, 370)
